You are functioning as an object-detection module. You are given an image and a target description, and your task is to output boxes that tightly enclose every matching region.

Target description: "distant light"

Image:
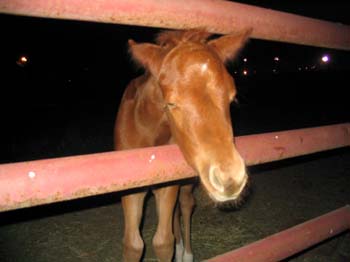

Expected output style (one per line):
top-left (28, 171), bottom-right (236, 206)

top-left (243, 69), bottom-right (248, 76)
top-left (321, 55), bottom-right (329, 63)
top-left (243, 58), bottom-right (248, 62)
top-left (274, 56), bottom-right (279, 62)
top-left (16, 55), bottom-right (29, 67)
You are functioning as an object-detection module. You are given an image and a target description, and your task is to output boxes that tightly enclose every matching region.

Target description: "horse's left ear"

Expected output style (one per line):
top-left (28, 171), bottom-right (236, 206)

top-left (208, 28), bottom-right (253, 63)
top-left (128, 39), bottom-right (165, 77)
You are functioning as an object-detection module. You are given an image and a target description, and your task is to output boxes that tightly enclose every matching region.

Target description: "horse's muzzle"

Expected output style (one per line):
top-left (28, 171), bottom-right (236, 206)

top-left (214, 176), bottom-right (252, 211)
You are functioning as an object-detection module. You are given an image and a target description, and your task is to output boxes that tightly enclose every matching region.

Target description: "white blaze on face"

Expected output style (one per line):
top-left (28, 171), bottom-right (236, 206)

top-left (201, 63), bottom-right (208, 73)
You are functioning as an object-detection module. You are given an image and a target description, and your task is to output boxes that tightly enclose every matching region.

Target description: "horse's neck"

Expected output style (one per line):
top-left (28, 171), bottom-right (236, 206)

top-left (134, 74), bottom-right (172, 145)
top-left (135, 75), bottom-right (164, 118)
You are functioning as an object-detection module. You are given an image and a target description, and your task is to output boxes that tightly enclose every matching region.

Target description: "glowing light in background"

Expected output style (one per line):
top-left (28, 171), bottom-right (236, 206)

top-left (243, 58), bottom-right (248, 62)
top-left (243, 69), bottom-right (248, 76)
top-left (16, 55), bottom-right (29, 67)
top-left (274, 56), bottom-right (279, 62)
top-left (321, 55), bottom-right (330, 63)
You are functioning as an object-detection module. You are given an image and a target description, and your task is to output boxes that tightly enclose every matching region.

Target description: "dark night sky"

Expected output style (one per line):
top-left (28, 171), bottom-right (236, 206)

top-left (234, 0), bottom-right (350, 24)
top-left (0, 1), bottom-right (349, 107)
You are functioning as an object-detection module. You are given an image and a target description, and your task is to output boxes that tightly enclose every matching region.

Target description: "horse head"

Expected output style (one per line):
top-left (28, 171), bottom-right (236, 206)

top-left (129, 29), bottom-right (252, 209)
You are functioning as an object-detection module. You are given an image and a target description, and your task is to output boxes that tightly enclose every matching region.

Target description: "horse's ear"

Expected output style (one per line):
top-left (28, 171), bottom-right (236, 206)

top-left (128, 39), bottom-right (164, 76)
top-left (208, 28), bottom-right (252, 63)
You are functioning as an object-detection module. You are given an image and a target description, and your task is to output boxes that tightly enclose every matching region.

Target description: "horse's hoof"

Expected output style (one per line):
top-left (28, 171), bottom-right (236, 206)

top-left (183, 251), bottom-right (193, 262)
top-left (175, 240), bottom-right (184, 262)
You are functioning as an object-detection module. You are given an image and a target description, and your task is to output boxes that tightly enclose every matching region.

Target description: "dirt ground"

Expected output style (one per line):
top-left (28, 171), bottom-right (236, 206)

top-left (1, 147), bottom-right (349, 262)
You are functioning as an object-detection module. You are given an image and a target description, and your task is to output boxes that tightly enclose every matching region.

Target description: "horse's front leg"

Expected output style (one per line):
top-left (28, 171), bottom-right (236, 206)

top-left (174, 203), bottom-right (184, 262)
top-left (122, 192), bottom-right (147, 262)
top-left (175, 184), bottom-right (195, 262)
top-left (181, 184), bottom-right (195, 262)
top-left (152, 185), bottom-right (179, 262)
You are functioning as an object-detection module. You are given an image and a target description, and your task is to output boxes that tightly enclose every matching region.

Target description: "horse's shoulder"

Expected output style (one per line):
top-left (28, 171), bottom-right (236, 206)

top-left (123, 73), bottom-right (150, 100)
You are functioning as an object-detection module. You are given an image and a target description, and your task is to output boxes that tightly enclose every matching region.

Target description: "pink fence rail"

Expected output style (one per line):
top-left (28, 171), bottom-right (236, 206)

top-left (205, 205), bottom-right (350, 262)
top-left (0, 123), bottom-right (349, 212)
top-left (1, 0), bottom-right (350, 50)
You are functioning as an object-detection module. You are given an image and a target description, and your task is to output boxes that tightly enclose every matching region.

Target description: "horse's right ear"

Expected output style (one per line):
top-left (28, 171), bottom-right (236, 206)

top-left (128, 39), bottom-right (164, 77)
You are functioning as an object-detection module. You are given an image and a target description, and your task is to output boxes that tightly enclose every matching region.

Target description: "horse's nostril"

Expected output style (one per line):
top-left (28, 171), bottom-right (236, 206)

top-left (209, 166), bottom-right (225, 193)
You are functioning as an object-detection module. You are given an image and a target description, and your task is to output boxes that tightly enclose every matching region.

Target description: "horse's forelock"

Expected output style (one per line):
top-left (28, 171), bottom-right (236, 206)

top-left (156, 29), bottom-right (213, 47)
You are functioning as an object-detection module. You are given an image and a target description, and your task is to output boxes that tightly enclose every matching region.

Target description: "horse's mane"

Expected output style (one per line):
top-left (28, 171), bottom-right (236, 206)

top-left (156, 29), bottom-right (212, 47)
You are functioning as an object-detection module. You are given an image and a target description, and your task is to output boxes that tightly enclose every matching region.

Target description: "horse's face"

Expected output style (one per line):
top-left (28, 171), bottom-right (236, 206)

top-left (130, 29), bottom-right (252, 208)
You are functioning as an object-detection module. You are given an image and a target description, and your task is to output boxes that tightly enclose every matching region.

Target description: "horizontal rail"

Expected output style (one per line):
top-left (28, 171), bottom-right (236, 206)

top-left (236, 123), bottom-right (350, 165)
top-left (0, 0), bottom-right (349, 50)
top-left (0, 123), bottom-right (349, 212)
top-left (205, 205), bottom-right (350, 262)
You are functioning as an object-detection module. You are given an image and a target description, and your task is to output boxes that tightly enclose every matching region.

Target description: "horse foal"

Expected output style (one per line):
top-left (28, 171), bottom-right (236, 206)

top-left (114, 28), bottom-right (252, 262)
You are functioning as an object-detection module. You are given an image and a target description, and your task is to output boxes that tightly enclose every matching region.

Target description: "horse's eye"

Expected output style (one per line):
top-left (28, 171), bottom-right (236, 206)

top-left (161, 43), bottom-right (170, 49)
top-left (164, 102), bottom-right (177, 110)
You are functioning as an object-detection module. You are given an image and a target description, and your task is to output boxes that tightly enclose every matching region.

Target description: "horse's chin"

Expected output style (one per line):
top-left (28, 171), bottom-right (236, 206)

top-left (211, 177), bottom-right (252, 211)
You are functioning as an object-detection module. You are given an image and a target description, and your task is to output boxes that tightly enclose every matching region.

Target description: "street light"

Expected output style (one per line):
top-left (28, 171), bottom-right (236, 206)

top-left (321, 55), bottom-right (330, 63)
top-left (16, 55), bottom-right (29, 67)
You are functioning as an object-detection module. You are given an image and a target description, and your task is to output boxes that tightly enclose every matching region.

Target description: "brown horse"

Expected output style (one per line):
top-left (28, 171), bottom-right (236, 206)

top-left (114, 29), bottom-right (252, 262)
